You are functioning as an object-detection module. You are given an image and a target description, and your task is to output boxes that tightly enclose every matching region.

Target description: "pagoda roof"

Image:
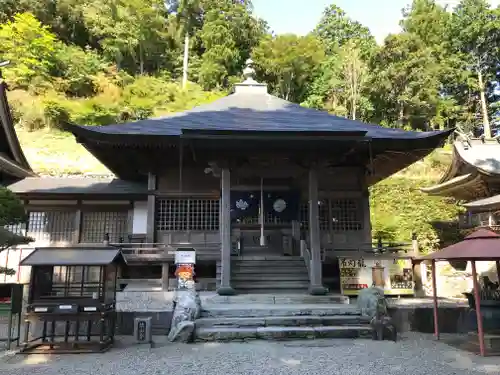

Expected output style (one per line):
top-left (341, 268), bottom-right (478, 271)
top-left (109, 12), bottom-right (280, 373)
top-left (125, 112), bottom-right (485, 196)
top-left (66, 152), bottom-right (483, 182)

top-left (422, 137), bottom-right (500, 200)
top-left (439, 138), bottom-right (500, 182)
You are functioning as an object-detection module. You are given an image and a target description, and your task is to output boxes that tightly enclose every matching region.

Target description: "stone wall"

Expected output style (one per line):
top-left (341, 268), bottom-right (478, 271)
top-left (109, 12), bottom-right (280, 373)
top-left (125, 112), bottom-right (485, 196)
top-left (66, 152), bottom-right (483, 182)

top-left (115, 291), bottom-right (175, 335)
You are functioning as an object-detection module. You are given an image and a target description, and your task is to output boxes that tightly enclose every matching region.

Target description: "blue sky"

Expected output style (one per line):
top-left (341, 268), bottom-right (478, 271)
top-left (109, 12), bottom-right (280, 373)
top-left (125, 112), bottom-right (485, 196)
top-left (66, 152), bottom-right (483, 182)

top-left (252, 0), bottom-right (500, 44)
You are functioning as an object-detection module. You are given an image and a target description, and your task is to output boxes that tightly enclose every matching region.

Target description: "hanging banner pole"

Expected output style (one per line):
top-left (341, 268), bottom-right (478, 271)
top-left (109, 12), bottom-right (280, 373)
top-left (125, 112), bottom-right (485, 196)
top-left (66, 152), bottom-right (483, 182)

top-left (260, 177), bottom-right (265, 246)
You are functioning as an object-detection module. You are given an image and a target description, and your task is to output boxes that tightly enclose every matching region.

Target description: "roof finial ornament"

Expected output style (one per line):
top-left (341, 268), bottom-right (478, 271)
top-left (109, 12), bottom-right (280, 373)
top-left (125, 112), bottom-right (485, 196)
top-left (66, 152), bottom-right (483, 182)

top-left (242, 58), bottom-right (257, 84)
top-left (233, 57), bottom-right (267, 94)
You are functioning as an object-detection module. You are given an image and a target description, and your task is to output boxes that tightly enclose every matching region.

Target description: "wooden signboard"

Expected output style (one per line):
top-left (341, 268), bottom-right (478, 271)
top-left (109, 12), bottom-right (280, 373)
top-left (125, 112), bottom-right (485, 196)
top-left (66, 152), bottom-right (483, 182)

top-left (339, 257), bottom-right (414, 296)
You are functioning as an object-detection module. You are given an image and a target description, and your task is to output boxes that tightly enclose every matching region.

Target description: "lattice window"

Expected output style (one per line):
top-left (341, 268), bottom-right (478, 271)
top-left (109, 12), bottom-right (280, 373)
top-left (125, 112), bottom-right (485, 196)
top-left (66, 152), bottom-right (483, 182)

top-left (299, 201), bottom-right (329, 230)
top-left (300, 198), bottom-right (363, 232)
top-left (27, 211), bottom-right (76, 243)
top-left (331, 199), bottom-right (363, 231)
top-left (319, 200), bottom-right (330, 230)
top-left (80, 211), bottom-right (128, 243)
top-left (156, 198), bottom-right (220, 231)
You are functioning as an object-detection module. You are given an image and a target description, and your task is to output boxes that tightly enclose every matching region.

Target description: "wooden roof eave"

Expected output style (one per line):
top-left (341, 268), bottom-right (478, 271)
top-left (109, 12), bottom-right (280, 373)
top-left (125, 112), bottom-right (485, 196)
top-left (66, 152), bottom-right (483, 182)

top-left (420, 173), bottom-right (487, 200)
top-left (438, 139), bottom-right (500, 184)
top-left (463, 194), bottom-right (500, 213)
top-left (366, 135), bottom-right (452, 185)
top-left (437, 146), bottom-right (462, 183)
top-left (66, 122), bottom-right (452, 148)
top-left (18, 192), bottom-right (148, 201)
top-left (0, 81), bottom-right (33, 171)
top-left (0, 153), bottom-right (36, 178)
top-left (366, 150), bottom-right (427, 185)
top-left (64, 122), bottom-right (180, 148)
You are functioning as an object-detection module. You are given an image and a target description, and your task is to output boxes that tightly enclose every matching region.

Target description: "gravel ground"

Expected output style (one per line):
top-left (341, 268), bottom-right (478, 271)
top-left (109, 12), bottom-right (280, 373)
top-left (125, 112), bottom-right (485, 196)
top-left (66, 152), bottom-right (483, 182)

top-left (0, 333), bottom-right (499, 375)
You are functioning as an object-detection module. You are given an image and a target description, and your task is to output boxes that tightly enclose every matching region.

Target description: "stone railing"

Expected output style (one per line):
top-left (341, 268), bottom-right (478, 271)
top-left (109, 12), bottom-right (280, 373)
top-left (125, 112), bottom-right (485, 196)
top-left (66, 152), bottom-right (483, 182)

top-left (300, 239), bottom-right (311, 277)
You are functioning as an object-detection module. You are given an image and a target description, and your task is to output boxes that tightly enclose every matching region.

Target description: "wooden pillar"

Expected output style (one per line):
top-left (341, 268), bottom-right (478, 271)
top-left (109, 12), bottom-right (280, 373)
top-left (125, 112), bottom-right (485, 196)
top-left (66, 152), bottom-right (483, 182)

top-left (308, 167), bottom-right (327, 295)
top-left (217, 167), bottom-right (236, 295)
top-left (162, 262), bottom-right (170, 291)
top-left (472, 261), bottom-right (486, 356)
top-left (73, 208), bottom-right (82, 244)
top-left (362, 188), bottom-right (372, 243)
top-left (412, 234), bottom-right (425, 297)
top-left (146, 172), bottom-right (167, 290)
top-left (146, 172), bottom-right (157, 243)
top-left (431, 259), bottom-right (439, 340)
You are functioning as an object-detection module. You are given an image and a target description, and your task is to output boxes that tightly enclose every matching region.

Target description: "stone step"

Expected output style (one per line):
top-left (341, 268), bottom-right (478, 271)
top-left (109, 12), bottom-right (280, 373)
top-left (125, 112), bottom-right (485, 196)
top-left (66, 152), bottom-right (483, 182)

top-left (232, 256), bottom-right (304, 261)
top-left (231, 274), bottom-right (309, 282)
top-left (195, 315), bottom-right (369, 328)
top-left (201, 294), bottom-right (350, 305)
top-left (151, 326), bottom-right (170, 335)
top-left (195, 325), bottom-right (372, 341)
top-left (231, 267), bottom-right (309, 274)
top-left (201, 303), bottom-right (360, 318)
top-left (236, 289), bottom-right (310, 294)
top-left (231, 261), bottom-right (306, 267)
top-left (232, 280), bottom-right (310, 289)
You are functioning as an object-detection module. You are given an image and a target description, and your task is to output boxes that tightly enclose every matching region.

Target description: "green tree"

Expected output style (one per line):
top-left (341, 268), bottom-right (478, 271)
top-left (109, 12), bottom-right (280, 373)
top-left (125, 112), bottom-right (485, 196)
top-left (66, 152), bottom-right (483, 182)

top-left (339, 40), bottom-right (369, 120)
top-left (167, 0), bottom-right (202, 88)
top-left (0, 187), bottom-right (32, 275)
top-left (53, 45), bottom-right (107, 96)
top-left (81, 0), bottom-right (170, 74)
top-left (397, 0), bottom-right (462, 129)
top-left (305, 3), bottom-right (375, 118)
top-left (449, 0), bottom-right (500, 137)
top-left (252, 34), bottom-right (325, 103)
top-left (0, 12), bottom-right (59, 90)
top-left (314, 3), bottom-right (376, 57)
top-left (197, 0), bottom-right (265, 89)
top-left (369, 32), bottom-right (442, 130)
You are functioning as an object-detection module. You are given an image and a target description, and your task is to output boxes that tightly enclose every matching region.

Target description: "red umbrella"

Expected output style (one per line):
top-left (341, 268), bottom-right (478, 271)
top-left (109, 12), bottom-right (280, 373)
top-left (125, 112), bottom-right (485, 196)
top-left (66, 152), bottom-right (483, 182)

top-left (419, 228), bottom-right (500, 356)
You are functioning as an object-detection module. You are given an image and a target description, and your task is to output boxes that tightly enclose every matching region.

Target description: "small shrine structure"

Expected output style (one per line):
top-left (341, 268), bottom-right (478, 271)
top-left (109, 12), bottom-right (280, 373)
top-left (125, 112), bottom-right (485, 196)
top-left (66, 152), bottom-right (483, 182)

top-left (420, 228), bottom-right (500, 356)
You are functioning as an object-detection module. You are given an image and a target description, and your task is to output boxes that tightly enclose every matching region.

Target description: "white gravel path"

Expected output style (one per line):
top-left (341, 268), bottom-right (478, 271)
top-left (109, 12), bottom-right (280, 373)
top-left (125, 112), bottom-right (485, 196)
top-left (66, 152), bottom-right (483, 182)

top-left (0, 333), bottom-right (499, 375)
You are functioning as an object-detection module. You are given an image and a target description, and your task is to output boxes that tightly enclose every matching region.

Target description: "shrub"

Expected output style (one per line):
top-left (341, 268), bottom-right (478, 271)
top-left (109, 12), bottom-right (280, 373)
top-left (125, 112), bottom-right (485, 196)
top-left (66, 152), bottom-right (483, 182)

top-left (42, 96), bottom-right (71, 129)
top-left (53, 45), bottom-right (107, 97)
top-left (70, 97), bottom-right (120, 126)
top-left (370, 176), bottom-right (463, 253)
top-left (8, 90), bottom-right (46, 131)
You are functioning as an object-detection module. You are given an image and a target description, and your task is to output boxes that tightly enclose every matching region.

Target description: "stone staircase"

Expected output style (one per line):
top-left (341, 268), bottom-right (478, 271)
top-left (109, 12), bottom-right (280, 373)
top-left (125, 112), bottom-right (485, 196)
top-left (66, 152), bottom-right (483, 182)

top-left (231, 255), bottom-right (310, 293)
top-left (195, 294), bottom-right (372, 341)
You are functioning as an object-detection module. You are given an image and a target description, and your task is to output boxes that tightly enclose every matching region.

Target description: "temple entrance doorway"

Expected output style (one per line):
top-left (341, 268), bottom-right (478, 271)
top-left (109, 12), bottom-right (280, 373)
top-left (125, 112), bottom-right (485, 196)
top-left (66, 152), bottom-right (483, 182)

top-left (233, 225), bottom-right (291, 256)
top-left (230, 188), bottom-right (300, 257)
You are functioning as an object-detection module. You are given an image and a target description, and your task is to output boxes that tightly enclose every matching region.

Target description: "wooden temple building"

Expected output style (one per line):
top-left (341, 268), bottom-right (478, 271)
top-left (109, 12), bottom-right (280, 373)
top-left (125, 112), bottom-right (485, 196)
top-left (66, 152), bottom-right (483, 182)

top-left (1, 61), bottom-right (452, 300)
top-left (422, 135), bottom-right (500, 229)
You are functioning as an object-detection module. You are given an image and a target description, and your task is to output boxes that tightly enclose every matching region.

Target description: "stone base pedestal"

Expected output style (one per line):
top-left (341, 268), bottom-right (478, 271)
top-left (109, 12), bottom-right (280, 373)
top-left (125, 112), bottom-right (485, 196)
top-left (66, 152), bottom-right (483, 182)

top-left (216, 286), bottom-right (237, 296)
top-left (309, 286), bottom-right (328, 296)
